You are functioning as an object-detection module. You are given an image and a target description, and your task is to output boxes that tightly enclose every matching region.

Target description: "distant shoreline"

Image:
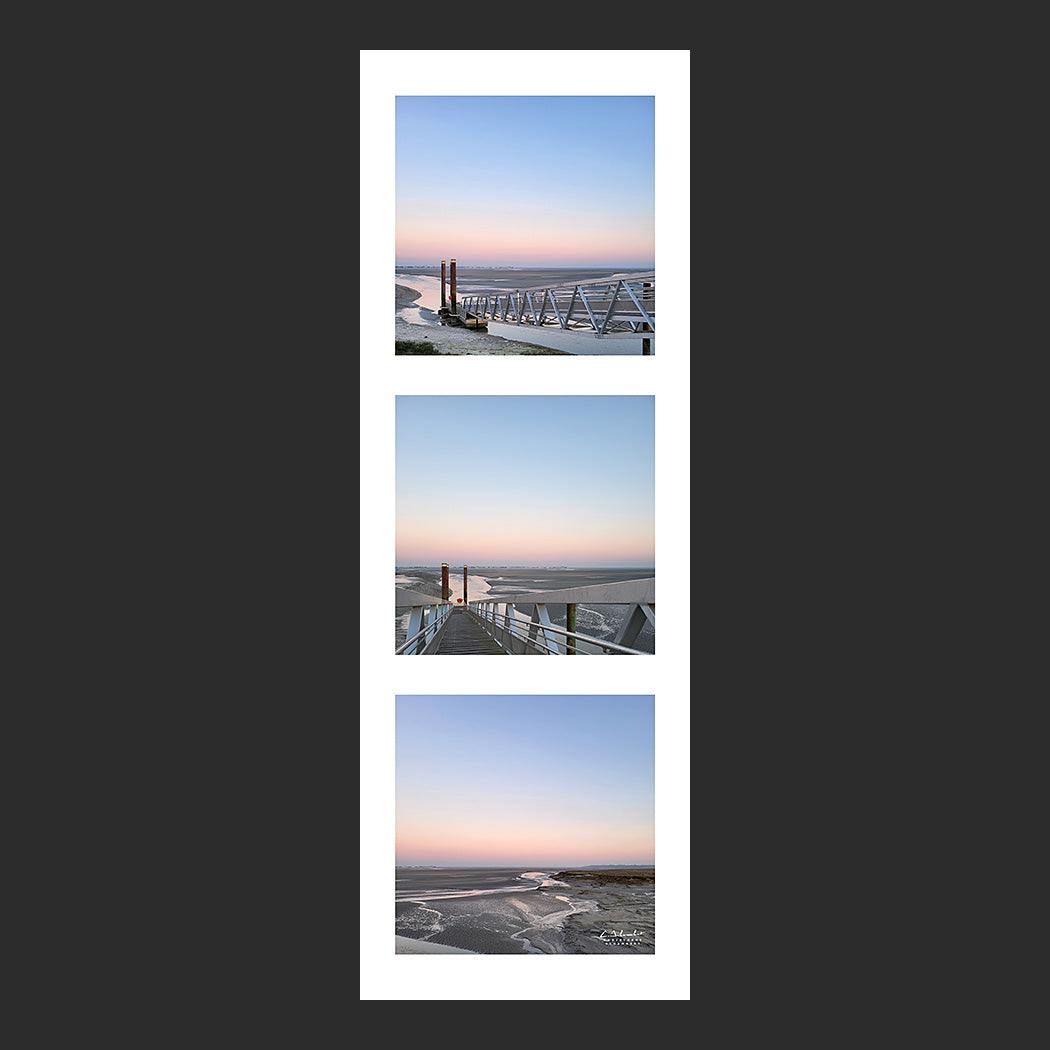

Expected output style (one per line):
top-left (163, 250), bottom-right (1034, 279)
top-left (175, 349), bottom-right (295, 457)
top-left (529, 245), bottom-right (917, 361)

top-left (553, 869), bottom-right (655, 886)
top-left (395, 265), bottom-right (654, 274)
top-left (395, 266), bottom-right (653, 294)
top-left (395, 565), bottom-right (655, 571)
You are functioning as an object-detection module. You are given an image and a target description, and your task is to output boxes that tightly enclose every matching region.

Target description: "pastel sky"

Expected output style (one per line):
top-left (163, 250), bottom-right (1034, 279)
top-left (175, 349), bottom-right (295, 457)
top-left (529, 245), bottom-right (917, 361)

top-left (395, 96), bottom-right (654, 267)
top-left (395, 395), bottom-right (655, 567)
top-left (396, 694), bottom-right (655, 866)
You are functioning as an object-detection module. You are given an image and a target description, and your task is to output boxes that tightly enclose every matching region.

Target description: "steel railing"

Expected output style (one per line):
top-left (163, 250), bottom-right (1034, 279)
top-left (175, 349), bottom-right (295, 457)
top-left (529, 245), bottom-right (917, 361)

top-left (394, 586), bottom-right (454, 655)
top-left (467, 603), bottom-right (651, 655)
top-left (467, 578), bottom-right (655, 655)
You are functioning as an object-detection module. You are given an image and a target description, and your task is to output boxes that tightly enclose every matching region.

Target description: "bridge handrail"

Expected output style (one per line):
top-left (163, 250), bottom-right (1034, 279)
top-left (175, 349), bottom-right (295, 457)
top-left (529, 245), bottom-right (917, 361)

top-left (394, 587), bottom-right (453, 655)
top-left (468, 604), bottom-right (651, 655)
top-left (465, 286), bottom-right (655, 308)
top-left (466, 271), bottom-right (655, 294)
top-left (394, 603), bottom-right (452, 655)
top-left (460, 277), bottom-right (655, 335)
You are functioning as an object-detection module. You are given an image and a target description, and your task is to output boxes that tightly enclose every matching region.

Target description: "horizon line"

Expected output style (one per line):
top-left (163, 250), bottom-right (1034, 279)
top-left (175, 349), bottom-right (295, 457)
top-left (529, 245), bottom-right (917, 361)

top-left (395, 863), bottom-right (656, 868)
top-left (394, 263), bottom-right (655, 269)
top-left (395, 566), bottom-right (655, 572)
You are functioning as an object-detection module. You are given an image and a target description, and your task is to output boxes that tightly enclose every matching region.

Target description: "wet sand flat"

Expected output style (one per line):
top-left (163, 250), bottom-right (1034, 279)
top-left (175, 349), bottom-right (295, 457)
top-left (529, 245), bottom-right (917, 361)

top-left (394, 869), bottom-right (655, 955)
top-left (395, 882), bottom-right (654, 955)
top-left (554, 871), bottom-right (655, 954)
top-left (394, 935), bottom-right (477, 954)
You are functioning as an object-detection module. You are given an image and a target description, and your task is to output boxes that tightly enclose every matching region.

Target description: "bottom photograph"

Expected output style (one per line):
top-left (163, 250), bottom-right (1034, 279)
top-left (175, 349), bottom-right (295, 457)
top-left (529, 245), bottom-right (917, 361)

top-left (395, 694), bottom-right (655, 955)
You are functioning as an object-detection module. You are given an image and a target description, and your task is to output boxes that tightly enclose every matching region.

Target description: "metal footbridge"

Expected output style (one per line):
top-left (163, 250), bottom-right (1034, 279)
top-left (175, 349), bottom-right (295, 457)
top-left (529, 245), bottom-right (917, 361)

top-left (458, 272), bottom-right (655, 336)
top-left (395, 576), bottom-right (655, 655)
top-left (436, 259), bottom-right (655, 340)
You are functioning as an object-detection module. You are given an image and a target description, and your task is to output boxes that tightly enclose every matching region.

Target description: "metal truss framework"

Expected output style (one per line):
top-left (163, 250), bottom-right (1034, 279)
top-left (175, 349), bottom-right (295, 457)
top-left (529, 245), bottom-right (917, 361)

top-left (458, 276), bottom-right (655, 336)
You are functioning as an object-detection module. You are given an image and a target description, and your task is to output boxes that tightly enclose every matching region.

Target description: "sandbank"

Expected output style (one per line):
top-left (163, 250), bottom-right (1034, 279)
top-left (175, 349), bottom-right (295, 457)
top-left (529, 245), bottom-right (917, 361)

top-left (395, 935), bottom-right (477, 955)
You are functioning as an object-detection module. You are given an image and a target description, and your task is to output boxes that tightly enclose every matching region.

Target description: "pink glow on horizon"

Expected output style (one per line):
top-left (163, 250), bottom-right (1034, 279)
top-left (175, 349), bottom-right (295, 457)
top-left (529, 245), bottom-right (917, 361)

top-left (396, 191), bottom-right (653, 267)
top-left (395, 229), bottom-right (655, 268)
top-left (396, 515), bottom-right (654, 567)
top-left (396, 825), bottom-right (655, 867)
top-left (396, 541), bottom-right (653, 567)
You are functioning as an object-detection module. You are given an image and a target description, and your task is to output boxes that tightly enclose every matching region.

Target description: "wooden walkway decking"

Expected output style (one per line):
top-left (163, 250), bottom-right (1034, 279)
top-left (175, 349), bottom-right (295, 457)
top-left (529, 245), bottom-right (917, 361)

top-left (434, 609), bottom-right (506, 654)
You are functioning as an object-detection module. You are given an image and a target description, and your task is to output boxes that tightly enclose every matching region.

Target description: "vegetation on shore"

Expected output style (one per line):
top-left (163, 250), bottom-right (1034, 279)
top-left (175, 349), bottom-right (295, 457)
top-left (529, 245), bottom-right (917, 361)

top-left (395, 340), bottom-right (442, 355)
top-left (553, 869), bottom-right (655, 885)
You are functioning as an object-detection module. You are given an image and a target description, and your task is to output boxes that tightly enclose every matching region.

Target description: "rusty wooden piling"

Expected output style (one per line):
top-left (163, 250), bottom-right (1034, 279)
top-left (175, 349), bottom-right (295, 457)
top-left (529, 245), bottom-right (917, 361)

top-left (441, 261), bottom-right (447, 310)
top-left (450, 258), bottom-right (457, 315)
top-left (462, 564), bottom-right (467, 604)
top-left (441, 562), bottom-right (450, 600)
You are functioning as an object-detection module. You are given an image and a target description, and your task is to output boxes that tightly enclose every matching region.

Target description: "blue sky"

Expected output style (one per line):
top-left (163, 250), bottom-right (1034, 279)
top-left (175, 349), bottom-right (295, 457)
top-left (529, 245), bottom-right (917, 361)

top-left (395, 96), bottom-right (655, 267)
top-left (396, 694), bottom-right (655, 866)
top-left (395, 395), bottom-right (655, 567)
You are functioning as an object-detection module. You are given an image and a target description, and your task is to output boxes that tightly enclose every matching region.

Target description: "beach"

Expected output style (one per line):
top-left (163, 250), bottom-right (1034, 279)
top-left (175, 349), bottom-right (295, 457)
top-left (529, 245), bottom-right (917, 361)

top-left (394, 936), bottom-right (477, 955)
top-left (394, 868), bottom-right (654, 955)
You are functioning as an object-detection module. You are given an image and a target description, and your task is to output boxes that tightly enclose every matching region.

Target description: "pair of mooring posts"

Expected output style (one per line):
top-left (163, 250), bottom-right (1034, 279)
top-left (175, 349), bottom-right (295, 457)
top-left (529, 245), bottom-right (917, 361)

top-left (440, 259), bottom-right (456, 317)
top-left (441, 562), bottom-right (580, 653)
top-left (441, 562), bottom-right (466, 604)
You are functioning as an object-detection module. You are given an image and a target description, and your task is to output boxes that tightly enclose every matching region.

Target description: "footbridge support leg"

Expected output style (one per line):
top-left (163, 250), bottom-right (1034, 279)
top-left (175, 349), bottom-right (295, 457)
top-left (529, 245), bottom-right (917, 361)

top-left (532, 602), bottom-right (561, 654)
top-left (612, 603), bottom-right (656, 649)
top-left (405, 605), bottom-right (424, 655)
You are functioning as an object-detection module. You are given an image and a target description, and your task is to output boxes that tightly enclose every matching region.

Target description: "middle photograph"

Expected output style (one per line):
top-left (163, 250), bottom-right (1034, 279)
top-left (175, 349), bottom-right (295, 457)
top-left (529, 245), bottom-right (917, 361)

top-left (394, 394), bottom-right (655, 656)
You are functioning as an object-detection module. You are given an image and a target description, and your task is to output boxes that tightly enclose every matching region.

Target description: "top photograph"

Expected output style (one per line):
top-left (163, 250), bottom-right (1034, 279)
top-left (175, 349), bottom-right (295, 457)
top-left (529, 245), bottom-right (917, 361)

top-left (395, 96), bottom-right (655, 357)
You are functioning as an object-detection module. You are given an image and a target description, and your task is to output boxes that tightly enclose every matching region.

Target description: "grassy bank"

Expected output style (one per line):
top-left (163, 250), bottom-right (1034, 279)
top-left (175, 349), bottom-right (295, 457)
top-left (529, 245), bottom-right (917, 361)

top-left (553, 869), bottom-right (656, 885)
top-left (395, 340), bottom-right (441, 355)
